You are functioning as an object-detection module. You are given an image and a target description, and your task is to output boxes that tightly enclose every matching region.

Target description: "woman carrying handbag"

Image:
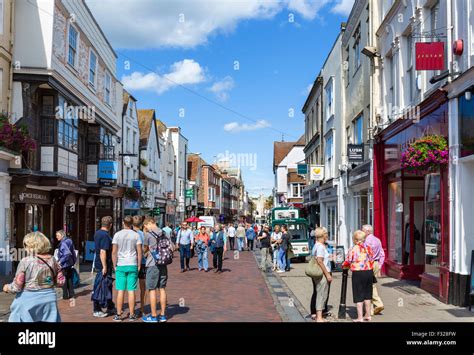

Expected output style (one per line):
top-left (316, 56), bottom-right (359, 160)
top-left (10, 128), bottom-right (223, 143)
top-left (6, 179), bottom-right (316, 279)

top-left (305, 227), bottom-right (332, 322)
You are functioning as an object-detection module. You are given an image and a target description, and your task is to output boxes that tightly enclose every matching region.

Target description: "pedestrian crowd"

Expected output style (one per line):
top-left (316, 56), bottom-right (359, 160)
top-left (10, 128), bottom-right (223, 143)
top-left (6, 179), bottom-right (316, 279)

top-left (2, 217), bottom-right (385, 324)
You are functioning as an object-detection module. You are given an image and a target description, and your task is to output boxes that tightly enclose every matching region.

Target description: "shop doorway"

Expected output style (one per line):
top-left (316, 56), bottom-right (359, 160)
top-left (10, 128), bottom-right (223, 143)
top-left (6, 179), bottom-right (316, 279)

top-left (402, 179), bottom-right (424, 267)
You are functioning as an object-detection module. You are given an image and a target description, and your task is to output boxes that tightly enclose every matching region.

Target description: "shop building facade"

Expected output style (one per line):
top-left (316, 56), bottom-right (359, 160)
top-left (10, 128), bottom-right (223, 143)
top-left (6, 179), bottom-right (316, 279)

top-left (10, 0), bottom-right (123, 257)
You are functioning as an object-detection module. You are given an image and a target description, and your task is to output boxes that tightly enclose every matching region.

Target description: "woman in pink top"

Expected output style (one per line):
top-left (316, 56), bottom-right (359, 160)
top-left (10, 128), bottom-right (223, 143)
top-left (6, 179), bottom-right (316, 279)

top-left (343, 230), bottom-right (374, 322)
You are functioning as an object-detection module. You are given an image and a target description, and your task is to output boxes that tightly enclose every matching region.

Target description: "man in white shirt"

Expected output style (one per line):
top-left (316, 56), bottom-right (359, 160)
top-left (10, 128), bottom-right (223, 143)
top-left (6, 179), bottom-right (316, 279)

top-left (112, 215), bottom-right (142, 321)
top-left (227, 223), bottom-right (236, 250)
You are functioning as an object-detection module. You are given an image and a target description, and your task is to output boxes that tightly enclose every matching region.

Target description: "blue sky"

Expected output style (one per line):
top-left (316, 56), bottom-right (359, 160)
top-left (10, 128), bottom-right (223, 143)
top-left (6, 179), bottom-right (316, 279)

top-left (87, 0), bottom-right (354, 196)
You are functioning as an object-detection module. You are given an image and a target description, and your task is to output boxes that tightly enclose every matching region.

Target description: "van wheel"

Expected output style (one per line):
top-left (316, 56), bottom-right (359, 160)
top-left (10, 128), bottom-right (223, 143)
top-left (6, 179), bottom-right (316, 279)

top-left (299, 256), bottom-right (307, 263)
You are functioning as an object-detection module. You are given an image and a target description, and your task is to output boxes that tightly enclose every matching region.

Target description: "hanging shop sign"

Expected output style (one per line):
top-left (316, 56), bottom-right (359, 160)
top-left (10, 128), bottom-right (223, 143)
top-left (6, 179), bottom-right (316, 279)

top-left (185, 189), bottom-right (194, 198)
top-left (98, 160), bottom-right (118, 186)
top-left (347, 144), bottom-right (364, 163)
top-left (415, 42), bottom-right (445, 71)
top-left (297, 164), bottom-right (308, 175)
top-left (132, 180), bottom-right (142, 190)
top-left (310, 165), bottom-right (324, 181)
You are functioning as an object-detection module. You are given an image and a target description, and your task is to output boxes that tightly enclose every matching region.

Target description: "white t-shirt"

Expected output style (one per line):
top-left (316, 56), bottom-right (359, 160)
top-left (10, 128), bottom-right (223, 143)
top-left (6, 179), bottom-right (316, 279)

top-left (112, 229), bottom-right (142, 267)
top-left (227, 226), bottom-right (236, 237)
top-left (271, 232), bottom-right (282, 244)
top-left (313, 242), bottom-right (331, 272)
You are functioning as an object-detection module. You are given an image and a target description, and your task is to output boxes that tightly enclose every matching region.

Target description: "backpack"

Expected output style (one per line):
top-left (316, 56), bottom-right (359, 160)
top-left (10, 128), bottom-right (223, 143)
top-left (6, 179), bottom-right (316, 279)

top-left (150, 231), bottom-right (174, 266)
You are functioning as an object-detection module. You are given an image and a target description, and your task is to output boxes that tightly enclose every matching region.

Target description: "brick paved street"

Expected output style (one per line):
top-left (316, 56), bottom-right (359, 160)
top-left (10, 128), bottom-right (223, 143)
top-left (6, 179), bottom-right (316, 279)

top-left (56, 250), bottom-right (281, 322)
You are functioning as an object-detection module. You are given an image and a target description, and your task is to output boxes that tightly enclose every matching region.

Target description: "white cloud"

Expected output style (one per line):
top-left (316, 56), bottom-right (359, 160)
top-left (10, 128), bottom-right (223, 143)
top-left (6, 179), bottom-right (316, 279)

top-left (223, 120), bottom-right (271, 133)
top-left (122, 59), bottom-right (206, 94)
top-left (208, 76), bottom-right (235, 101)
top-left (330, 0), bottom-right (355, 17)
top-left (287, 0), bottom-right (332, 20)
top-left (86, 0), bottom-right (334, 49)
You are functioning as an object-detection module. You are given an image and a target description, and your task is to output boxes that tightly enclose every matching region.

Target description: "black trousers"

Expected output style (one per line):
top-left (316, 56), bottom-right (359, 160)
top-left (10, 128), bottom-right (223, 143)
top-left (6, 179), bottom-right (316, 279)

top-left (228, 237), bottom-right (235, 250)
top-left (247, 239), bottom-right (254, 251)
top-left (213, 247), bottom-right (224, 271)
top-left (310, 274), bottom-right (331, 315)
top-left (62, 267), bottom-right (75, 299)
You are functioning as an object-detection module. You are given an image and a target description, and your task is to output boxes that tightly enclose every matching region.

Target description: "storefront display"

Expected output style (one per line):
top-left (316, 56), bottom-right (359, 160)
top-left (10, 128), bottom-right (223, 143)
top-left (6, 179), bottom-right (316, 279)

top-left (374, 90), bottom-right (450, 300)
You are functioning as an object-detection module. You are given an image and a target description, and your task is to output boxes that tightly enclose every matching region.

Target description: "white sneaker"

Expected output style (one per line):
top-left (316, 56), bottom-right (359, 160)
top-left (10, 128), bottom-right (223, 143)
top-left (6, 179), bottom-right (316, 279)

top-left (93, 311), bottom-right (108, 318)
top-left (277, 269), bottom-right (286, 273)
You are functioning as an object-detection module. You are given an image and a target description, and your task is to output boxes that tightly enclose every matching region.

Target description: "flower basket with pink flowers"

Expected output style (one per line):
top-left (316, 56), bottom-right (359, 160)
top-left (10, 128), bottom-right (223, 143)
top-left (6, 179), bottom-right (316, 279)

top-left (0, 113), bottom-right (36, 153)
top-left (401, 135), bottom-right (448, 172)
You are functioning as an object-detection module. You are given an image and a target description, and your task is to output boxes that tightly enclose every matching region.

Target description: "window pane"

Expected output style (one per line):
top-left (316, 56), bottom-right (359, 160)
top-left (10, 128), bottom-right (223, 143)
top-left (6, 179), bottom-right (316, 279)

top-left (459, 95), bottom-right (474, 157)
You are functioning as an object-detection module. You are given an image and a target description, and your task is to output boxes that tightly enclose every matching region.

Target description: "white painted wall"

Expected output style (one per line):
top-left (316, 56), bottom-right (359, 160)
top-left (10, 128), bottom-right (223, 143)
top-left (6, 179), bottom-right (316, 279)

top-left (13, 0), bottom-right (54, 69)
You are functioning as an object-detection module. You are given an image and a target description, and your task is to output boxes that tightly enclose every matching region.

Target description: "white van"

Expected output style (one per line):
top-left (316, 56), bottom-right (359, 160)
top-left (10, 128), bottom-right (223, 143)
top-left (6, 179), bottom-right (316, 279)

top-left (197, 216), bottom-right (218, 231)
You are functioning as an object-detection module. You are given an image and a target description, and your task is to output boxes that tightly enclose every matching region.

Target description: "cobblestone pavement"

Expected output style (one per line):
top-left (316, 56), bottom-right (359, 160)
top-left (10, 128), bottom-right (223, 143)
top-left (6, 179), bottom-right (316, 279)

top-left (274, 261), bottom-right (474, 322)
top-left (55, 249), bottom-right (281, 322)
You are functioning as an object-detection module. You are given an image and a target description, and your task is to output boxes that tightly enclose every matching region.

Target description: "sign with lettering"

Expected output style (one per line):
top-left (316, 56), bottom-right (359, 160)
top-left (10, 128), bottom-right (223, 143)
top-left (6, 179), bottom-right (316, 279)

top-left (348, 144), bottom-right (364, 162)
top-left (415, 42), bottom-right (445, 71)
top-left (297, 164), bottom-right (308, 175)
top-left (310, 165), bottom-right (324, 181)
top-left (98, 160), bottom-right (118, 186)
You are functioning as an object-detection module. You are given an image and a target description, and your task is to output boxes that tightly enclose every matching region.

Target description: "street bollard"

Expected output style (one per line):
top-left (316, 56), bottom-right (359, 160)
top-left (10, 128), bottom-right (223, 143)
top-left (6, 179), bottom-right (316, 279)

top-left (338, 268), bottom-right (349, 319)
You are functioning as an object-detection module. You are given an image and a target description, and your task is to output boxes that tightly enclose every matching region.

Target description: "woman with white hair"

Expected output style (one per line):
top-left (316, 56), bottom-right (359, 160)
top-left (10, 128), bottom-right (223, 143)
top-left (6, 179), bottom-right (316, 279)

top-left (3, 232), bottom-right (65, 322)
top-left (343, 230), bottom-right (375, 322)
top-left (309, 227), bottom-right (332, 322)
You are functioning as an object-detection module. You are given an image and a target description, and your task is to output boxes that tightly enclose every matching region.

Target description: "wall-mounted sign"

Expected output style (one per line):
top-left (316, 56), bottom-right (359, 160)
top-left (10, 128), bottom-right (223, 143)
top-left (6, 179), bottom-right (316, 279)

top-left (415, 42), bottom-right (445, 71)
top-left (425, 243), bottom-right (438, 256)
top-left (132, 180), bottom-right (142, 190)
top-left (310, 165), bottom-right (324, 181)
top-left (185, 189), bottom-right (194, 198)
top-left (98, 160), bottom-right (118, 186)
top-left (297, 164), bottom-right (308, 175)
top-left (348, 144), bottom-right (364, 162)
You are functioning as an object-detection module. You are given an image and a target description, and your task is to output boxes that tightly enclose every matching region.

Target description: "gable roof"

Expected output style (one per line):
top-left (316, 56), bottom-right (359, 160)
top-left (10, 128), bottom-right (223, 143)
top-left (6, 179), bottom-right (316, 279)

top-left (137, 109), bottom-right (160, 156)
top-left (273, 135), bottom-right (305, 169)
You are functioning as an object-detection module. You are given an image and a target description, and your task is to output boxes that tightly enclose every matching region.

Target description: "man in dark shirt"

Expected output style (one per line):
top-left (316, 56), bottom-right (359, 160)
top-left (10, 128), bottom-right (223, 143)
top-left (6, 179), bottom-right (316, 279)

top-left (92, 216), bottom-right (115, 317)
top-left (258, 225), bottom-right (271, 272)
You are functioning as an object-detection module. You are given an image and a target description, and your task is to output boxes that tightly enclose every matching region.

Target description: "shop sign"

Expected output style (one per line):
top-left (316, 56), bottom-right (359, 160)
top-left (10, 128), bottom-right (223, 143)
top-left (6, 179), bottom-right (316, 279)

top-left (297, 164), bottom-right (308, 175)
top-left (425, 243), bottom-right (438, 256)
top-left (166, 205), bottom-right (176, 215)
top-left (132, 180), bottom-right (142, 190)
top-left (415, 42), bottom-right (445, 71)
top-left (185, 189), bottom-right (194, 198)
top-left (124, 198), bottom-right (140, 210)
top-left (98, 160), bottom-right (118, 186)
top-left (13, 189), bottom-right (50, 204)
top-left (347, 144), bottom-right (364, 163)
top-left (333, 245), bottom-right (345, 272)
top-left (153, 207), bottom-right (162, 216)
top-left (310, 165), bottom-right (324, 181)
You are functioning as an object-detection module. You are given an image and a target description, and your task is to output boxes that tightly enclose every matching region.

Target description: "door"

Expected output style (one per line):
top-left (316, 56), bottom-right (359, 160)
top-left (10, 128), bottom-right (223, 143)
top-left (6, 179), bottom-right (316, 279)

top-left (409, 197), bottom-right (424, 266)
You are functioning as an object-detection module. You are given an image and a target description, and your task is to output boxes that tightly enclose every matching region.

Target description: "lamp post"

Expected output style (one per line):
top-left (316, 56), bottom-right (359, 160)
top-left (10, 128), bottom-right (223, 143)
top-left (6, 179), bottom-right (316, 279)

top-left (338, 268), bottom-right (349, 319)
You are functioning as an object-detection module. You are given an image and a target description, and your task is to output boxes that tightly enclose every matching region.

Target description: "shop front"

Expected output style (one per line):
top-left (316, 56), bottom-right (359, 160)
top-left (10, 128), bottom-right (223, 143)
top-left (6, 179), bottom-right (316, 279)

top-left (319, 181), bottom-right (338, 243)
top-left (11, 186), bottom-right (52, 253)
top-left (347, 160), bottom-right (372, 236)
top-left (374, 90), bottom-right (450, 301)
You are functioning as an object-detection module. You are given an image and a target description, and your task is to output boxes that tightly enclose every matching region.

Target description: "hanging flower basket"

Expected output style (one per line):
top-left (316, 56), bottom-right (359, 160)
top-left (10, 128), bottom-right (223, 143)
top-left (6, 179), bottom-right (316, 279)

top-left (140, 158), bottom-right (148, 167)
top-left (401, 135), bottom-right (448, 172)
top-left (124, 187), bottom-right (141, 201)
top-left (0, 113), bottom-right (36, 153)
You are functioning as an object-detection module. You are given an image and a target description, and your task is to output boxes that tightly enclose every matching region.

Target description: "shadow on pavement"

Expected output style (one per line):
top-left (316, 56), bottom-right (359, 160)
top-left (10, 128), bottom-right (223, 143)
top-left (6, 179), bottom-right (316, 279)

top-left (166, 304), bottom-right (190, 320)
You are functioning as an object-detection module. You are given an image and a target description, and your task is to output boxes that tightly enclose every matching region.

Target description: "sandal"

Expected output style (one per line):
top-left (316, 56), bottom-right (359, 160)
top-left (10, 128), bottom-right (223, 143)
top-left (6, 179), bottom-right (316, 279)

top-left (352, 319), bottom-right (364, 322)
top-left (364, 316), bottom-right (372, 321)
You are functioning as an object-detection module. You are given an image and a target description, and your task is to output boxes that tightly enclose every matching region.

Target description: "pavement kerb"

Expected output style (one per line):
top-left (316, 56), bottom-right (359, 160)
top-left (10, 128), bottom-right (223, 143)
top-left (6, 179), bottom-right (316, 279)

top-left (251, 250), bottom-right (308, 322)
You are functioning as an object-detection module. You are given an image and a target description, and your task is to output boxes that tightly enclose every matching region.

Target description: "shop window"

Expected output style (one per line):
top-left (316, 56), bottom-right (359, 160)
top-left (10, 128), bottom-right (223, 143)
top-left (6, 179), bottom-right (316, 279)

top-left (57, 96), bottom-right (78, 151)
top-left (26, 204), bottom-right (43, 233)
top-left (326, 204), bottom-right (337, 241)
top-left (42, 95), bottom-right (55, 116)
top-left (424, 173), bottom-right (442, 276)
top-left (387, 181), bottom-right (403, 264)
top-left (459, 94), bottom-right (474, 158)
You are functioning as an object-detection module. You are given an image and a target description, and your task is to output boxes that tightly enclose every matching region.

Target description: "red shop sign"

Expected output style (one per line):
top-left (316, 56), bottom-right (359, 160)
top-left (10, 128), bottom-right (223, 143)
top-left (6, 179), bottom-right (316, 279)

top-left (415, 42), bottom-right (445, 70)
